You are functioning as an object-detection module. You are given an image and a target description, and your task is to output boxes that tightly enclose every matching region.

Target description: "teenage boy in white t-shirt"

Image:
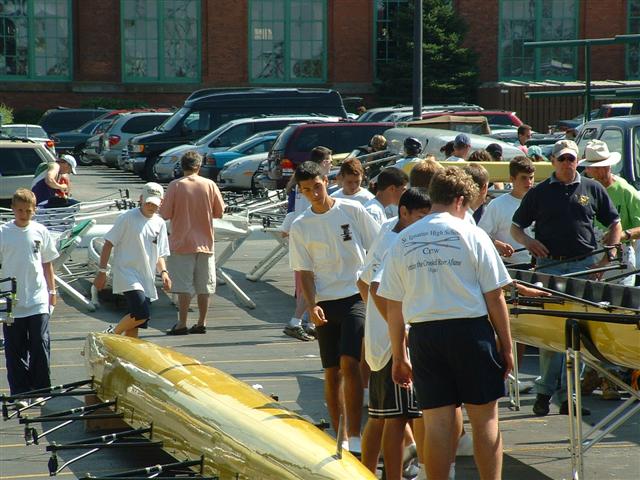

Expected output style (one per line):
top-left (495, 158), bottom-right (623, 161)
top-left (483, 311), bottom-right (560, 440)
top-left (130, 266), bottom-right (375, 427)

top-left (289, 161), bottom-right (380, 454)
top-left (479, 156), bottom-right (535, 265)
top-left (378, 167), bottom-right (514, 480)
top-left (1, 189), bottom-right (58, 398)
top-left (364, 167), bottom-right (408, 225)
top-left (358, 188), bottom-right (432, 479)
top-left (331, 157), bottom-right (375, 206)
top-left (94, 183), bottom-right (171, 338)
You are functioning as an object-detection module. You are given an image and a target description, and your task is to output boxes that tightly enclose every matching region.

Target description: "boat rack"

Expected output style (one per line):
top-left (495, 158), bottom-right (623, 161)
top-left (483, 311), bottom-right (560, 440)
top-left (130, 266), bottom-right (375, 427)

top-left (77, 456), bottom-right (218, 479)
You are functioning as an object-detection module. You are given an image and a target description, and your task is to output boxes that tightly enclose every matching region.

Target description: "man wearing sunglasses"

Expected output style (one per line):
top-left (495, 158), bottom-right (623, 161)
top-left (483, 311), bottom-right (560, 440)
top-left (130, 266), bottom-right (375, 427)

top-left (510, 139), bottom-right (621, 417)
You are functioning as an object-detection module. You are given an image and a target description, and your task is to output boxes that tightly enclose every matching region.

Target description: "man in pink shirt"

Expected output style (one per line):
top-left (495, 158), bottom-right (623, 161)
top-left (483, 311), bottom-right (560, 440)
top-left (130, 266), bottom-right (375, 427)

top-left (160, 151), bottom-right (225, 335)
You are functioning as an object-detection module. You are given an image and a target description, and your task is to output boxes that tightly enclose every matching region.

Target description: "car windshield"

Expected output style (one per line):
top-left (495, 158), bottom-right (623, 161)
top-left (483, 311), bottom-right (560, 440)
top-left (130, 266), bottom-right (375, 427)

top-left (156, 107), bottom-right (188, 132)
top-left (0, 125), bottom-right (48, 138)
top-left (194, 123), bottom-right (233, 146)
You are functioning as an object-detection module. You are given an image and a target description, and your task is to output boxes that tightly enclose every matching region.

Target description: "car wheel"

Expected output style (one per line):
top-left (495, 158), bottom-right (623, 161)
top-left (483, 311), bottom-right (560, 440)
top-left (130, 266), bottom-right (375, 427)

top-left (75, 150), bottom-right (94, 166)
top-left (143, 157), bottom-right (160, 181)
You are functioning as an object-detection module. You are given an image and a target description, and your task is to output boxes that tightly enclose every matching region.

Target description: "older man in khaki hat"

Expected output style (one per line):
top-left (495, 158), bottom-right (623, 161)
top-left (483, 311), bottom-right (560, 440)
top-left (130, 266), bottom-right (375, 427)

top-left (511, 138), bottom-right (622, 416)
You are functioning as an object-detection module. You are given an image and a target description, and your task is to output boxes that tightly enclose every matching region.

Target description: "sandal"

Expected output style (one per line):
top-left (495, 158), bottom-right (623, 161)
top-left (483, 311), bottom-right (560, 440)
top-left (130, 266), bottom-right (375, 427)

top-left (189, 324), bottom-right (206, 334)
top-left (166, 324), bottom-right (189, 335)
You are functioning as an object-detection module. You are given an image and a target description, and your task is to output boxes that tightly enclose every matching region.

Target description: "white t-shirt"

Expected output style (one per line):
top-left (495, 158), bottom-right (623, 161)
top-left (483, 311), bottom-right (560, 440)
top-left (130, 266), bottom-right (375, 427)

top-left (364, 197), bottom-right (387, 225)
top-left (478, 193), bottom-right (531, 265)
top-left (464, 209), bottom-right (476, 225)
top-left (0, 221), bottom-right (58, 317)
top-left (360, 229), bottom-right (398, 371)
top-left (331, 187), bottom-right (375, 206)
top-left (105, 208), bottom-right (170, 300)
top-left (446, 155), bottom-right (466, 162)
top-left (378, 212), bottom-right (511, 323)
top-left (289, 198), bottom-right (380, 301)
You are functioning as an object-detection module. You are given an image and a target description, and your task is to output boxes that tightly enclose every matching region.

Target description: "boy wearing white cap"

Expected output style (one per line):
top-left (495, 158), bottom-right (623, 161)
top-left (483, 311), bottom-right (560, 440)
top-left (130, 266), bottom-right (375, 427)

top-left (94, 182), bottom-right (171, 337)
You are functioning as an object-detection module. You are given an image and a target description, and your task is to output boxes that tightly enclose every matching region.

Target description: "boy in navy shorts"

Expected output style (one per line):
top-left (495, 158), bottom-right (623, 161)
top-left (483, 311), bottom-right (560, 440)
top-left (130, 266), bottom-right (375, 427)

top-left (289, 161), bottom-right (380, 454)
top-left (379, 168), bottom-right (513, 480)
top-left (94, 183), bottom-right (171, 337)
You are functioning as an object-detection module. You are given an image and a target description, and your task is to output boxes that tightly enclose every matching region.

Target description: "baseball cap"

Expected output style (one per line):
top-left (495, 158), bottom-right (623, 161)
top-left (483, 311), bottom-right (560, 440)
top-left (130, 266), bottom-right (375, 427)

top-left (142, 182), bottom-right (164, 206)
top-left (552, 139), bottom-right (579, 159)
top-left (453, 133), bottom-right (471, 148)
top-left (59, 154), bottom-right (77, 174)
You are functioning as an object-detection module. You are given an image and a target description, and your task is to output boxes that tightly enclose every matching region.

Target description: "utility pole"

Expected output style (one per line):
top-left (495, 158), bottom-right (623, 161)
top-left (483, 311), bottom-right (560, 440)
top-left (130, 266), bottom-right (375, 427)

top-left (412, 0), bottom-right (423, 120)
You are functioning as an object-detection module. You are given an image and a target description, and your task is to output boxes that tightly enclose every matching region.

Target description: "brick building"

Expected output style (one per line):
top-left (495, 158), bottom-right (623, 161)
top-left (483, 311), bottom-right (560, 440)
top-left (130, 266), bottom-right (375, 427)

top-left (0, 0), bottom-right (637, 123)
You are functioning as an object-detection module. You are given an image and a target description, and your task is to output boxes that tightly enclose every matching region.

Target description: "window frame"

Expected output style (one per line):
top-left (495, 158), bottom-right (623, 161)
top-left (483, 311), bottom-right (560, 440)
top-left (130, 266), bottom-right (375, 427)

top-left (0, 0), bottom-right (72, 82)
top-left (248, 0), bottom-right (328, 84)
top-left (120, 0), bottom-right (202, 84)
top-left (372, 0), bottom-right (408, 80)
top-left (627, 0), bottom-right (640, 79)
top-left (497, 0), bottom-right (580, 81)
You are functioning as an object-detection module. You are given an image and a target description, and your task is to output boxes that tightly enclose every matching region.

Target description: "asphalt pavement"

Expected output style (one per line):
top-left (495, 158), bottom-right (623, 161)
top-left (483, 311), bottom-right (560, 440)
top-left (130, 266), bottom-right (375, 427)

top-left (0, 165), bottom-right (638, 479)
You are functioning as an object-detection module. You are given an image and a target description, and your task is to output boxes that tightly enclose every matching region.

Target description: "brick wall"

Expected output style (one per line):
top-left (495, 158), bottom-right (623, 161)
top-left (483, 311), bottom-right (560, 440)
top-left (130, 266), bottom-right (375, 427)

top-left (580, 0), bottom-right (626, 80)
top-left (74, 0), bottom-right (120, 82)
top-left (456, 0), bottom-right (499, 83)
top-left (204, 0), bottom-right (248, 85)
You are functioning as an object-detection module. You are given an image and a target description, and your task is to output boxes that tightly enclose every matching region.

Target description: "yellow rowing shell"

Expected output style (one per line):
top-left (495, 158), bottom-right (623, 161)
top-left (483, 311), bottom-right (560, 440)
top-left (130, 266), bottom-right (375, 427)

top-left (84, 333), bottom-right (376, 480)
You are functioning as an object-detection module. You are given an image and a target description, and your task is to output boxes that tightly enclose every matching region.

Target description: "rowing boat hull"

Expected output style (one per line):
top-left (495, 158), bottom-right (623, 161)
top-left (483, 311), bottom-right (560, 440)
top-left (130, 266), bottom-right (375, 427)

top-left (508, 270), bottom-right (640, 370)
top-left (84, 333), bottom-right (376, 480)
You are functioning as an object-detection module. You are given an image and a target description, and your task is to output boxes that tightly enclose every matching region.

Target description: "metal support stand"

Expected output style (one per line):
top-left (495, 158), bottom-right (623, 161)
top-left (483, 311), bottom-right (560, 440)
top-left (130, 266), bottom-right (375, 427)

top-left (78, 456), bottom-right (219, 479)
top-left (507, 340), bottom-right (521, 410)
top-left (216, 233), bottom-right (257, 309)
top-left (47, 425), bottom-right (159, 476)
top-left (245, 230), bottom-right (288, 282)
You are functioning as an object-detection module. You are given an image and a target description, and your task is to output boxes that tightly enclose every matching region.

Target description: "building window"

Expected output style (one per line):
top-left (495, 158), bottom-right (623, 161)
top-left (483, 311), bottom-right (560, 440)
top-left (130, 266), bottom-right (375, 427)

top-left (249, 0), bottom-right (326, 83)
top-left (121, 0), bottom-right (200, 83)
top-left (374, 0), bottom-right (408, 78)
top-left (628, 0), bottom-right (640, 78)
top-left (0, 0), bottom-right (71, 80)
top-left (499, 0), bottom-right (578, 81)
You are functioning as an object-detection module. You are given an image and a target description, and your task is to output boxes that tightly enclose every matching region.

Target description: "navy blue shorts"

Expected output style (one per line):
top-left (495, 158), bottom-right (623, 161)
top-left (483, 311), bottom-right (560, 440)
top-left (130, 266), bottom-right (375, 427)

top-left (369, 358), bottom-right (421, 419)
top-left (316, 294), bottom-right (365, 369)
top-left (123, 290), bottom-right (151, 329)
top-left (408, 316), bottom-right (505, 409)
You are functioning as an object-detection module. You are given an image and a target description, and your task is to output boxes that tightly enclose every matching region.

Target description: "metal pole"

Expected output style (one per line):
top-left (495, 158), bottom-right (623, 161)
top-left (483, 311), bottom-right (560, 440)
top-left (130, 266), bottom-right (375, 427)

top-left (412, 0), bottom-right (423, 119)
top-left (584, 43), bottom-right (592, 123)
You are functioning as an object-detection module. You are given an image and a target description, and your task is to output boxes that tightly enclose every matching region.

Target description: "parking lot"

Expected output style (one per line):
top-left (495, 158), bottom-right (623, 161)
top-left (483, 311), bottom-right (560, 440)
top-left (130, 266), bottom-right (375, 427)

top-left (0, 165), bottom-right (638, 480)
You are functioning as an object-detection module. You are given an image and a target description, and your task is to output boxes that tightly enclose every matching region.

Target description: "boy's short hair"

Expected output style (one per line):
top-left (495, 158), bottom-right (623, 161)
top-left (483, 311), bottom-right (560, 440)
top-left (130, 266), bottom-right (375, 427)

top-left (309, 146), bottom-right (332, 163)
top-left (12, 188), bottom-right (36, 207)
top-left (518, 124), bottom-right (532, 136)
top-left (467, 149), bottom-right (492, 163)
top-left (462, 163), bottom-right (489, 188)
top-left (339, 157), bottom-right (365, 177)
top-left (377, 167), bottom-right (408, 191)
top-left (509, 155), bottom-right (536, 177)
top-left (398, 187), bottom-right (431, 212)
top-left (429, 167), bottom-right (478, 207)
top-left (409, 158), bottom-right (444, 188)
top-left (181, 150), bottom-right (203, 171)
top-left (294, 161), bottom-right (324, 184)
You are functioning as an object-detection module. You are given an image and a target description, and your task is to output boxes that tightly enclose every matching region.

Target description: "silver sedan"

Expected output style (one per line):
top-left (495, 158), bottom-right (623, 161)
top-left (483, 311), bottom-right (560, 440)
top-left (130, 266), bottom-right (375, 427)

top-left (217, 152), bottom-right (269, 191)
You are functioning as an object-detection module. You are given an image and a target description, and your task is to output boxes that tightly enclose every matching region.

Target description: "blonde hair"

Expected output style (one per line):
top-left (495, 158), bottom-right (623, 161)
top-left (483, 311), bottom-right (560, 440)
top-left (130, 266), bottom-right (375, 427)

top-left (12, 188), bottom-right (36, 207)
top-left (409, 157), bottom-right (444, 189)
top-left (429, 167), bottom-right (478, 207)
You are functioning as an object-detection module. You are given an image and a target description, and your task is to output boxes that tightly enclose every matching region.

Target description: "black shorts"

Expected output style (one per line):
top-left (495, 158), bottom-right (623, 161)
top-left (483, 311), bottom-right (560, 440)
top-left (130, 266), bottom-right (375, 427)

top-left (408, 316), bottom-right (505, 410)
top-left (123, 290), bottom-right (151, 329)
top-left (316, 294), bottom-right (365, 369)
top-left (369, 358), bottom-right (421, 419)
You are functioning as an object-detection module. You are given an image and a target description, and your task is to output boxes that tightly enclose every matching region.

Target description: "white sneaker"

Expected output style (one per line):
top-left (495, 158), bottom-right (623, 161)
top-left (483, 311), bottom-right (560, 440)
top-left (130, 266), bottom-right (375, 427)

top-left (449, 462), bottom-right (456, 480)
top-left (415, 465), bottom-right (427, 480)
top-left (403, 458), bottom-right (420, 478)
top-left (456, 433), bottom-right (473, 456)
top-left (102, 325), bottom-right (115, 334)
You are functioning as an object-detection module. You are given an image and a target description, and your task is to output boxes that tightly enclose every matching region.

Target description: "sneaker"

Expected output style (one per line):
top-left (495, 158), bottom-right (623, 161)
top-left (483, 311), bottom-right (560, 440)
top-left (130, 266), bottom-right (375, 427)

top-left (15, 399), bottom-right (30, 409)
top-left (302, 322), bottom-right (317, 338)
top-left (456, 432), bottom-right (473, 456)
top-left (416, 465), bottom-right (427, 480)
top-left (283, 325), bottom-right (314, 342)
top-left (601, 379), bottom-right (621, 401)
top-left (581, 369), bottom-right (600, 396)
top-left (518, 380), bottom-right (534, 394)
top-left (403, 442), bottom-right (418, 465)
top-left (533, 393), bottom-right (551, 416)
top-left (449, 462), bottom-right (456, 480)
top-left (559, 401), bottom-right (591, 416)
top-left (102, 325), bottom-right (115, 334)
top-left (403, 457), bottom-right (420, 479)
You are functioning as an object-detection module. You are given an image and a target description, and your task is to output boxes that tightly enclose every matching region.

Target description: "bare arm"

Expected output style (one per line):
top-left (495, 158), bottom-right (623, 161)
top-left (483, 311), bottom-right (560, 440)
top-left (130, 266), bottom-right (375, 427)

top-left (483, 287), bottom-right (514, 380)
top-left (93, 240), bottom-right (114, 291)
top-left (299, 270), bottom-right (326, 326)
top-left (387, 299), bottom-right (412, 387)
top-left (356, 278), bottom-right (369, 304)
top-left (511, 224), bottom-right (549, 258)
top-left (212, 185), bottom-right (225, 219)
top-left (44, 163), bottom-right (67, 191)
top-left (156, 257), bottom-right (171, 292)
top-left (42, 261), bottom-right (56, 307)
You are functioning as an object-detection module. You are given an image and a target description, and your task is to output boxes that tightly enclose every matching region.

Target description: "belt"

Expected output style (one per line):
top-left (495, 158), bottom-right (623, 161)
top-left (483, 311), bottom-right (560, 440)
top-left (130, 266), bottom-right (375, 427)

top-left (546, 255), bottom-right (589, 262)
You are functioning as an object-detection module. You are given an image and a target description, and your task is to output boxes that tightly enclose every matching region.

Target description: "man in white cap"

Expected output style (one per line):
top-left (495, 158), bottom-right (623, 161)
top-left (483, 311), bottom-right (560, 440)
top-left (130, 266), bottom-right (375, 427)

top-left (31, 153), bottom-right (79, 208)
top-left (511, 139), bottom-right (622, 416)
top-left (94, 182), bottom-right (171, 338)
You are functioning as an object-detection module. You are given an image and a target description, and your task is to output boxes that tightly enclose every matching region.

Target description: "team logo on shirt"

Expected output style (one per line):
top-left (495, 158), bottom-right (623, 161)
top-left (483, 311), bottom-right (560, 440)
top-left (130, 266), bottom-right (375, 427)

top-left (33, 240), bottom-right (41, 254)
top-left (577, 195), bottom-right (589, 206)
top-left (340, 224), bottom-right (353, 241)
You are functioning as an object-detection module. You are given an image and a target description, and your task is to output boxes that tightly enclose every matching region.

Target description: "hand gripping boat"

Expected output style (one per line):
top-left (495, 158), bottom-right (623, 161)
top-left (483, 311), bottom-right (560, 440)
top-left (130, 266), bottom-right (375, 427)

top-left (84, 333), bottom-right (376, 480)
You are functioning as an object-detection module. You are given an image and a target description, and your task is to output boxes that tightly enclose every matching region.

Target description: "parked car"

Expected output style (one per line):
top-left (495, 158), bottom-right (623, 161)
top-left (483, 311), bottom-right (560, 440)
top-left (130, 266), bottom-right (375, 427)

top-left (552, 103), bottom-right (633, 133)
top-left (100, 112), bottom-right (172, 167)
top-left (262, 122), bottom-right (394, 189)
top-left (147, 115), bottom-right (340, 181)
top-left (357, 104), bottom-right (483, 123)
top-left (0, 124), bottom-right (55, 155)
top-left (0, 138), bottom-right (56, 201)
top-left (38, 108), bottom-right (110, 135)
top-left (218, 152), bottom-right (269, 192)
top-left (127, 88), bottom-right (348, 180)
top-left (50, 118), bottom-right (114, 154)
top-left (575, 116), bottom-right (640, 188)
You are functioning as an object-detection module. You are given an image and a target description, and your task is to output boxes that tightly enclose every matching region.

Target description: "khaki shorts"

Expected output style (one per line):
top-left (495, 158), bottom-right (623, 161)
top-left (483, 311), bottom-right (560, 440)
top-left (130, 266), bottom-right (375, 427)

top-left (167, 253), bottom-right (216, 295)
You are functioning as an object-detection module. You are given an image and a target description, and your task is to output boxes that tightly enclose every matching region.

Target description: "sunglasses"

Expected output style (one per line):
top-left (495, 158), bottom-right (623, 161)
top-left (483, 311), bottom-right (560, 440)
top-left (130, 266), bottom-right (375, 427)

top-left (556, 155), bottom-right (577, 162)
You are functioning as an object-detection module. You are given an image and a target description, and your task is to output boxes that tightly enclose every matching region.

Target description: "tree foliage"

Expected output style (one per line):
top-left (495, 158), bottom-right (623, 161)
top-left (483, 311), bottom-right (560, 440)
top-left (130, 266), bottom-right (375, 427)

top-left (376, 0), bottom-right (479, 105)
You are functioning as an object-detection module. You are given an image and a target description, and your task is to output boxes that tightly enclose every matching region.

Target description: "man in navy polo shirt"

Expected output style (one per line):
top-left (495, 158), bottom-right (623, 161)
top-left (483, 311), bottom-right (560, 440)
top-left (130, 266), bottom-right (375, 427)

top-left (511, 139), bottom-right (621, 416)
